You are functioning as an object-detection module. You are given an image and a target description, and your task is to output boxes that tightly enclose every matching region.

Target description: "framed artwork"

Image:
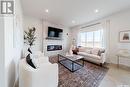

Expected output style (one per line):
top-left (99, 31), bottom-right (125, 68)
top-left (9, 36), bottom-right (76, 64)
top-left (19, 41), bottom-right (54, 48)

top-left (119, 30), bottom-right (130, 43)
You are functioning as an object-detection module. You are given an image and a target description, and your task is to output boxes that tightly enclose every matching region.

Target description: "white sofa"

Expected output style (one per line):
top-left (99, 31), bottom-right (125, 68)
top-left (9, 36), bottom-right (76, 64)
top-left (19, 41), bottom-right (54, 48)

top-left (19, 52), bottom-right (58, 87)
top-left (77, 47), bottom-right (106, 65)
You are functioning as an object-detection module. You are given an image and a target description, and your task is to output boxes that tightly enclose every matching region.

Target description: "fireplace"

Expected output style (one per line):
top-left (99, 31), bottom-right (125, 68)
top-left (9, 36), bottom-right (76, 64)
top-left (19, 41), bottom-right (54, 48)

top-left (47, 45), bottom-right (62, 51)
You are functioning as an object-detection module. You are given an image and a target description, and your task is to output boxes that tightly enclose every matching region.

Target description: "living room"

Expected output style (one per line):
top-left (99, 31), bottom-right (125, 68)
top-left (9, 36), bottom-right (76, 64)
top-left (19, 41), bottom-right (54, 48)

top-left (0, 0), bottom-right (130, 87)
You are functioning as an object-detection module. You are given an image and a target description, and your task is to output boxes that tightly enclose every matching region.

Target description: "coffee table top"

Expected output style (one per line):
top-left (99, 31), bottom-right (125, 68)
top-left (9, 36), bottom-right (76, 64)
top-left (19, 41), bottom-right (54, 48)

top-left (58, 54), bottom-right (84, 61)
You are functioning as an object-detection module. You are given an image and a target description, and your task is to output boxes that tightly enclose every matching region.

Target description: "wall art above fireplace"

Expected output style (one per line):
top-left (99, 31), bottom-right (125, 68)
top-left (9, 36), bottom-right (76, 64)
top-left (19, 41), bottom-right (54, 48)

top-left (47, 45), bottom-right (62, 51)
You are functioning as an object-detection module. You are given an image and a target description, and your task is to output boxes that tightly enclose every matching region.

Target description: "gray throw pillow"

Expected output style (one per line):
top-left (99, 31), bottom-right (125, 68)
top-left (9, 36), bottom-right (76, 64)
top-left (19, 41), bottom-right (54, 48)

top-left (98, 50), bottom-right (105, 56)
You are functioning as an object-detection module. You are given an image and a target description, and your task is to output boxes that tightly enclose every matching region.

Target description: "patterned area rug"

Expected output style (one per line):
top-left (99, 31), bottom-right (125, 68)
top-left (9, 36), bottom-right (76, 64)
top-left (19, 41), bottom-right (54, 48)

top-left (49, 56), bottom-right (108, 87)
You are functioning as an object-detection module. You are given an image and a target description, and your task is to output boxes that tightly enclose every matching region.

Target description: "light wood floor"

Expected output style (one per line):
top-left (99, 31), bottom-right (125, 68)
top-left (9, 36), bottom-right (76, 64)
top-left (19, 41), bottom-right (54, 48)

top-left (99, 64), bottom-right (130, 87)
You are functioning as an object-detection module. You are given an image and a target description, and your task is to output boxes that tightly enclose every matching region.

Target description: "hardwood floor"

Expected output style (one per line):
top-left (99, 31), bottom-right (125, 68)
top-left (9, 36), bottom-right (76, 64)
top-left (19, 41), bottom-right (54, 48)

top-left (99, 64), bottom-right (130, 87)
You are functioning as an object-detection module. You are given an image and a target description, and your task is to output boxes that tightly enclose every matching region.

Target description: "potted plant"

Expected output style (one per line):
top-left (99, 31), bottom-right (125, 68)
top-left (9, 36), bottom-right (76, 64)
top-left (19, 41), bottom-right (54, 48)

top-left (24, 27), bottom-right (36, 54)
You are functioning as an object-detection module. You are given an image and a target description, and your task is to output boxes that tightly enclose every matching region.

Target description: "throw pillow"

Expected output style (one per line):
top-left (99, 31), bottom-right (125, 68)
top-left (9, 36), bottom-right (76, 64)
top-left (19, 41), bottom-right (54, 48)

top-left (72, 50), bottom-right (78, 55)
top-left (26, 54), bottom-right (36, 69)
top-left (91, 48), bottom-right (100, 55)
top-left (98, 50), bottom-right (105, 56)
top-left (72, 48), bottom-right (79, 55)
top-left (32, 58), bottom-right (40, 68)
top-left (32, 51), bottom-right (44, 58)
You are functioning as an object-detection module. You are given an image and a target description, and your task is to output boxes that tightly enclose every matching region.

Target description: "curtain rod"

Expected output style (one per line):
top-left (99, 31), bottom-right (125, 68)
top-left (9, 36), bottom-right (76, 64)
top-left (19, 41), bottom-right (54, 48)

top-left (81, 22), bottom-right (101, 29)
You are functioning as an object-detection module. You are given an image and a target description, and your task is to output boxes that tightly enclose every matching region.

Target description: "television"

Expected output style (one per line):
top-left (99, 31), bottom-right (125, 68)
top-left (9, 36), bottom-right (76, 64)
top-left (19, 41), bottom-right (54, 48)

top-left (47, 27), bottom-right (63, 40)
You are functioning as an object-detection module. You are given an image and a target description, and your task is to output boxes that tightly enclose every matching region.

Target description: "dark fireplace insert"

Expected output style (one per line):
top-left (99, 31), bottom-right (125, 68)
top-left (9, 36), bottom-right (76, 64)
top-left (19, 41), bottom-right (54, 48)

top-left (47, 45), bottom-right (62, 51)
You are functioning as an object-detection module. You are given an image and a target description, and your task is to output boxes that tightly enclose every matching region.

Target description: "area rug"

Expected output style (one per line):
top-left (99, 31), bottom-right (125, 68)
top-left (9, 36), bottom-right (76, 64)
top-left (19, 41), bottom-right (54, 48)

top-left (49, 56), bottom-right (109, 87)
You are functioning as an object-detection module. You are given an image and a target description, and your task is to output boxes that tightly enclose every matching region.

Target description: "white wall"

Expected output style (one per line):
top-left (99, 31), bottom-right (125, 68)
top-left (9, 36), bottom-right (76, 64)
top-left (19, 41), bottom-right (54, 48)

top-left (4, 16), bottom-right (15, 87)
top-left (23, 16), bottom-right (71, 56)
top-left (108, 9), bottom-right (130, 66)
top-left (23, 16), bottom-right (43, 52)
top-left (3, 0), bottom-right (24, 87)
top-left (0, 17), bottom-right (5, 87)
top-left (71, 9), bottom-right (130, 67)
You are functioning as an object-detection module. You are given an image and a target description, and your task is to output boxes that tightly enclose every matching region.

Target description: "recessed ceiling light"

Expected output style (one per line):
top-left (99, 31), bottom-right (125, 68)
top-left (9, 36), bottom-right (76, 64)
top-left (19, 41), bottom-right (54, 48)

top-left (45, 9), bottom-right (49, 13)
top-left (72, 20), bottom-right (76, 24)
top-left (95, 9), bottom-right (99, 13)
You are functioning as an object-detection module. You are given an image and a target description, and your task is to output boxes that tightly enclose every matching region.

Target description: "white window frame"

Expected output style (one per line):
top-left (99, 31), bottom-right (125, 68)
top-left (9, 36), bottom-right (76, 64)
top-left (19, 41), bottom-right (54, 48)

top-left (78, 29), bottom-right (103, 48)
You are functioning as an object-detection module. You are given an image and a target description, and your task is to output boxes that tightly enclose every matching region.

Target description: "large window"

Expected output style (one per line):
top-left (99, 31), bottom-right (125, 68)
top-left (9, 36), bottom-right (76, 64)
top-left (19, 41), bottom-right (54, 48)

top-left (78, 29), bottom-right (103, 48)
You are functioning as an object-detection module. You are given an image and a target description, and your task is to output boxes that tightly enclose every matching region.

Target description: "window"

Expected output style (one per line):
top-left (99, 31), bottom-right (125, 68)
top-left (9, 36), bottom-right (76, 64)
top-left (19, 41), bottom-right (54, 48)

top-left (86, 32), bottom-right (93, 47)
top-left (78, 29), bottom-right (103, 48)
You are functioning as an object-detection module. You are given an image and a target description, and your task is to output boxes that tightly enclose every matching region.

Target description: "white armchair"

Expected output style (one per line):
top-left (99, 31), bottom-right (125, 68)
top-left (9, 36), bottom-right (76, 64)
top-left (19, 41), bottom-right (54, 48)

top-left (19, 55), bottom-right (58, 87)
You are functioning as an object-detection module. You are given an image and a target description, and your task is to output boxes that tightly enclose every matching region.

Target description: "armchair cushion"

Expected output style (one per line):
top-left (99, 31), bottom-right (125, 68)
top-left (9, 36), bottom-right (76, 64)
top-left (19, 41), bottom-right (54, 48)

top-left (29, 51), bottom-right (49, 68)
top-left (32, 57), bottom-right (50, 68)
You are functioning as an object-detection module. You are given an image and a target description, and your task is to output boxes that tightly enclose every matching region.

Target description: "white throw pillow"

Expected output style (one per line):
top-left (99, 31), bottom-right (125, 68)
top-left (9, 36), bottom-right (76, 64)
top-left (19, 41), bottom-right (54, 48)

top-left (91, 48), bottom-right (100, 55)
top-left (31, 56), bottom-right (49, 68)
top-left (32, 58), bottom-right (40, 68)
top-left (30, 54), bottom-right (41, 68)
top-left (30, 51), bottom-right (44, 59)
top-left (34, 51), bottom-right (44, 58)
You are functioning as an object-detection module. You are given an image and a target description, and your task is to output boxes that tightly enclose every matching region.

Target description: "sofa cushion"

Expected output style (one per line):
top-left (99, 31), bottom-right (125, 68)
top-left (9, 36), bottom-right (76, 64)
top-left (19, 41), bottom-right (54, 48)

top-left (78, 47), bottom-right (86, 52)
top-left (85, 49), bottom-right (91, 54)
top-left (78, 52), bottom-right (101, 60)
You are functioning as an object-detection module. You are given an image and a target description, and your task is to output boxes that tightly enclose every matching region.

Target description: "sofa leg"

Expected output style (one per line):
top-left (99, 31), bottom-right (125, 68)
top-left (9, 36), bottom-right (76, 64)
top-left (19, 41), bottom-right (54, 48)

top-left (100, 63), bottom-right (103, 67)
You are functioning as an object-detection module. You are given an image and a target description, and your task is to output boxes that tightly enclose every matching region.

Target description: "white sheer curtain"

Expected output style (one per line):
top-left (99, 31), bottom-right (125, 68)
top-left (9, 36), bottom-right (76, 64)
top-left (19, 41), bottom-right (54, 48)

top-left (77, 21), bottom-right (110, 48)
top-left (77, 23), bottom-right (104, 48)
top-left (101, 20), bottom-right (110, 60)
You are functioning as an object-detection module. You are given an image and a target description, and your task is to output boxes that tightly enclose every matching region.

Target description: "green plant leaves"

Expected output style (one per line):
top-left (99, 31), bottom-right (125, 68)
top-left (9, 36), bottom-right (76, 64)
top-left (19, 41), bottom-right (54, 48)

top-left (24, 27), bottom-right (36, 47)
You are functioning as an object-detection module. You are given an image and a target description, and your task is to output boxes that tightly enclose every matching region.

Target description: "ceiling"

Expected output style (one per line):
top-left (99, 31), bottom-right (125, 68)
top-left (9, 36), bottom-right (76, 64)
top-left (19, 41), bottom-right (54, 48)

top-left (21, 0), bottom-right (130, 28)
